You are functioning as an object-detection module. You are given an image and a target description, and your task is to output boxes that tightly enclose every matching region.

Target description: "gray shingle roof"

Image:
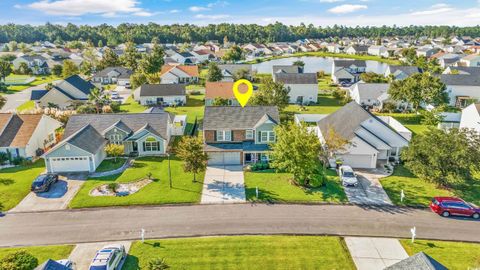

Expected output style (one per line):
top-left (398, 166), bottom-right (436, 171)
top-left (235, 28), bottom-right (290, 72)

top-left (385, 252), bottom-right (447, 270)
top-left (388, 65), bottom-right (422, 75)
top-left (137, 84), bottom-right (186, 97)
top-left (62, 75), bottom-right (96, 95)
top-left (333, 59), bottom-right (367, 68)
top-left (440, 74), bottom-right (480, 86)
top-left (272, 65), bottom-right (302, 74)
top-left (94, 66), bottom-right (133, 79)
top-left (218, 64), bottom-right (253, 74)
top-left (203, 106), bottom-right (279, 130)
top-left (317, 102), bottom-right (372, 140)
top-left (274, 73), bottom-right (317, 84)
top-left (446, 66), bottom-right (480, 75)
top-left (65, 125), bottom-right (107, 155)
top-left (353, 83), bottom-right (389, 100)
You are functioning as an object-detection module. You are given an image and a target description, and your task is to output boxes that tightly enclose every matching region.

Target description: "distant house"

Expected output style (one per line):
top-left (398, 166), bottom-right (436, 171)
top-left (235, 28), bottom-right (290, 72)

top-left (0, 113), bottom-right (62, 159)
top-left (160, 65), bottom-right (199, 84)
top-left (416, 47), bottom-right (439, 58)
top-left (368, 45), bottom-right (389, 57)
top-left (438, 112), bottom-right (461, 130)
top-left (443, 66), bottom-right (480, 75)
top-left (191, 50), bottom-right (217, 62)
top-left (272, 65), bottom-right (303, 76)
top-left (327, 44), bottom-right (343, 53)
top-left (331, 60), bottom-right (367, 84)
top-left (440, 74), bottom-right (480, 107)
top-left (243, 44), bottom-right (273, 56)
top-left (133, 84), bottom-right (186, 106)
top-left (348, 82), bottom-right (390, 109)
top-left (31, 75), bottom-right (96, 109)
top-left (274, 73), bottom-right (318, 104)
top-left (205, 82), bottom-right (240, 106)
top-left (458, 54), bottom-right (480, 67)
top-left (314, 102), bottom-right (410, 168)
top-left (92, 67), bottom-right (133, 86)
top-left (385, 252), bottom-right (447, 270)
top-left (167, 50), bottom-right (197, 65)
top-left (203, 106), bottom-right (280, 165)
top-left (43, 112), bottom-right (183, 173)
top-left (218, 64), bottom-right (253, 82)
top-left (459, 103), bottom-right (480, 133)
top-left (384, 65), bottom-right (422, 80)
top-left (345, 45), bottom-right (369, 55)
top-left (13, 55), bottom-right (50, 75)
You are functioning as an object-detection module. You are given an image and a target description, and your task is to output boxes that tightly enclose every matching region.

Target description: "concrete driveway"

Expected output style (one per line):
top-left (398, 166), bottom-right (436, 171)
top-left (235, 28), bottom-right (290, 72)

top-left (69, 241), bottom-right (131, 270)
top-left (345, 237), bottom-right (409, 270)
top-left (1, 81), bottom-right (61, 112)
top-left (9, 173), bottom-right (87, 213)
top-left (112, 85), bottom-right (132, 104)
top-left (344, 169), bottom-right (393, 205)
top-left (201, 165), bottom-right (246, 204)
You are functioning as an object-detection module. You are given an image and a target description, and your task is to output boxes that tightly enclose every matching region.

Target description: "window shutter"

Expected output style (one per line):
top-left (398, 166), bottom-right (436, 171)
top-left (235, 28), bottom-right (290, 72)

top-left (258, 131), bottom-right (261, 142)
top-left (230, 130), bottom-right (233, 141)
top-left (143, 142), bottom-right (146, 151)
top-left (214, 131), bottom-right (217, 141)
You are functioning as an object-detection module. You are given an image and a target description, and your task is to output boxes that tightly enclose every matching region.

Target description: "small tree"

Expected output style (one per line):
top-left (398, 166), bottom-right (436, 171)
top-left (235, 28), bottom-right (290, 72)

top-left (250, 77), bottom-right (290, 111)
top-left (62, 60), bottom-right (79, 78)
top-left (0, 250), bottom-right (38, 270)
top-left (148, 258), bottom-right (170, 270)
top-left (206, 62), bottom-right (223, 82)
top-left (292, 60), bottom-right (305, 67)
top-left (270, 122), bottom-right (322, 186)
top-left (104, 144), bottom-right (124, 163)
top-left (51, 64), bottom-right (63, 77)
top-left (130, 72), bottom-right (148, 90)
top-left (0, 60), bottom-right (12, 82)
top-left (176, 136), bottom-right (208, 182)
top-left (320, 127), bottom-right (350, 168)
top-left (212, 97), bottom-right (230, 106)
top-left (222, 45), bottom-right (243, 63)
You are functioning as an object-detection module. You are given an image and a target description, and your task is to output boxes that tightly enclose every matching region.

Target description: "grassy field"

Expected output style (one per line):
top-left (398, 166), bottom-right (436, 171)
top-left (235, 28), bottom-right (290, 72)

top-left (318, 75), bottom-right (338, 91)
top-left (381, 165), bottom-right (480, 207)
top-left (95, 158), bottom-right (127, 173)
top-left (0, 245), bottom-right (74, 262)
top-left (124, 236), bottom-right (355, 270)
top-left (245, 168), bottom-right (347, 203)
top-left (16, 100), bottom-right (35, 112)
top-left (0, 160), bottom-right (45, 211)
top-left (69, 156), bottom-right (204, 208)
top-left (119, 96), bottom-right (147, 113)
top-left (246, 52), bottom-right (401, 65)
top-left (400, 240), bottom-right (480, 270)
top-left (283, 93), bottom-right (343, 121)
top-left (5, 75), bottom-right (60, 93)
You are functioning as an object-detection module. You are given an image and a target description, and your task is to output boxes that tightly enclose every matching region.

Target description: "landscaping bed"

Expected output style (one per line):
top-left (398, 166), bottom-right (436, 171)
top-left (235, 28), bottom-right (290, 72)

top-left (0, 245), bottom-right (74, 262)
top-left (90, 178), bottom-right (152, 197)
top-left (123, 236), bottom-right (355, 270)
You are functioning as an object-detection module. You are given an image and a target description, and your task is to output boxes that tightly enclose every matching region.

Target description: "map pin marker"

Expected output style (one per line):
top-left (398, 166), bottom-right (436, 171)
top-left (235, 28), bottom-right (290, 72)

top-left (232, 79), bottom-right (253, 108)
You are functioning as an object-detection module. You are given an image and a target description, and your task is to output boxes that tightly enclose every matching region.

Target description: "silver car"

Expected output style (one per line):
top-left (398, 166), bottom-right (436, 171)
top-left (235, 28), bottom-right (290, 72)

top-left (339, 165), bottom-right (358, 187)
top-left (89, 244), bottom-right (126, 270)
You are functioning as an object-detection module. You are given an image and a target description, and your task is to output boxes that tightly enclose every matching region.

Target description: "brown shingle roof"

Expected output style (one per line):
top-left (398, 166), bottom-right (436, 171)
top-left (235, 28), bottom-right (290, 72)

top-left (0, 114), bottom-right (43, 148)
top-left (160, 65), bottom-right (199, 77)
top-left (205, 82), bottom-right (248, 99)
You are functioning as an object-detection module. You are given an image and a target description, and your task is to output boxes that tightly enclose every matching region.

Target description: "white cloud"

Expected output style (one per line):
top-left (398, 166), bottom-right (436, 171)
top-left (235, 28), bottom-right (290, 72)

top-left (169, 9), bottom-right (180, 13)
top-left (410, 3), bottom-right (453, 16)
top-left (319, 0), bottom-right (344, 3)
top-left (328, 4), bottom-right (367, 14)
top-left (189, 6), bottom-right (210, 12)
top-left (27, 0), bottom-right (153, 17)
top-left (194, 14), bottom-right (230, 20)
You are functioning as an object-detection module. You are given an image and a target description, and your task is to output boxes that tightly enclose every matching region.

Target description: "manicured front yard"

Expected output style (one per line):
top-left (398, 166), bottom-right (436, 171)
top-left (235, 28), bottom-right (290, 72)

top-left (5, 75), bottom-right (60, 93)
top-left (95, 158), bottom-right (127, 173)
top-left (69, 156), bottom-right (204, 208)
top-left (400, 240), bottom-right (480, 270)
top-left (381, 165), bottom-right (480, 207)
top-left (124, 236), bottom-right (355, 270)
top-left (0, 245), bottom-right (74, 262)
top-left (16, 100), bottom-right (35, 112)
top-left (0, 160), bottom-right (45, 211)
top-left (245, 168), bottom-right (347, 203)
top-left (283, 93), bottom-right (343, 120)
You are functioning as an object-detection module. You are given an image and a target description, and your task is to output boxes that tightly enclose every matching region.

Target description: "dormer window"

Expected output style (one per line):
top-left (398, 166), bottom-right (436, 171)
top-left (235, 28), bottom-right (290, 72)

top-left (217, 130), bottom-right (231, 142)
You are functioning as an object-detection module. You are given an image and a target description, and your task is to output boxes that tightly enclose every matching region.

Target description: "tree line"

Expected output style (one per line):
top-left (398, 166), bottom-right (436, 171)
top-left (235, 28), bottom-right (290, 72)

top-left (1, 23), bottom-right (480, 45)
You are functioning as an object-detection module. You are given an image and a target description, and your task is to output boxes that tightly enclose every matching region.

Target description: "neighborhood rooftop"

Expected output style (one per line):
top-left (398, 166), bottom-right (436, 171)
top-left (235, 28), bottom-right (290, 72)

top-left (274, 73), bottom-right (317, 84)
top-left (203, 106), bottom-right (280, 130)
top-left (136, 84), bottom-right (186, 96)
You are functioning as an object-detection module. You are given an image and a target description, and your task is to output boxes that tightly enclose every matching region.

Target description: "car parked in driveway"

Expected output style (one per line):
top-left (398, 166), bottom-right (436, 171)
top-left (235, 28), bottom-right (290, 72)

top-left (110, 91), bottom-right (120, 99)
top-left (31, 174), bottom-right (58, 193)
top-left (89, 244), bottom-right (126, 270)
top-left (339, 165), bottom-right (358, 187)
top-left (430, 197), bottom-right (480, 219)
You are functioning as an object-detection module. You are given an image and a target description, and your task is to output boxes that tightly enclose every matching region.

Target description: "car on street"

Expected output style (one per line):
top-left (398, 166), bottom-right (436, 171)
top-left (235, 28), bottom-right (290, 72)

top-left (31, 174), bottom-right (58, 193)
top-left (430, 197), bottom-right (480, 219)
top-left (89, 244), bottom-right (126, 270)
top-left (339, 165), bottom-right (358, 187)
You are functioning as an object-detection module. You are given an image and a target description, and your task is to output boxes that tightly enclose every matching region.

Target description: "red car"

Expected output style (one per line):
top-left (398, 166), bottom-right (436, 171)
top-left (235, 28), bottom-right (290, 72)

top-left (430, 197), bottom-right (480, 219)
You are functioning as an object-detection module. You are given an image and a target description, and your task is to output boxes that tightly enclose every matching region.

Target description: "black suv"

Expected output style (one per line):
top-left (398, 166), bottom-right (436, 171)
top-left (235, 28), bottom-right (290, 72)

top-left (31, 174), bottom-right (59, 193)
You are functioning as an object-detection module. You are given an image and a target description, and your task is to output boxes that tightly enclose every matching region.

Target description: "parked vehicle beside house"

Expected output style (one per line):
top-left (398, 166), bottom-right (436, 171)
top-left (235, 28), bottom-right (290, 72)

top-left (31, 173), bottom-right (58, 193)
top-left (89, 244), bottom-right (126, 270)
top-left (430, 197), bottom-right (480, 219)
top-left (338, 165), bottom-right (358, 187)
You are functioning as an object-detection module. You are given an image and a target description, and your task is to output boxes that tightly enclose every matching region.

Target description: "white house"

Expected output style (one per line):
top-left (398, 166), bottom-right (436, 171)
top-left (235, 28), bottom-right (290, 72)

top-left (440, 74), bottom-right (480, 108)
top-left (368, 45), bottom-right (389, 57)
top-left (327, 44), bottom-right (343, 53)
top-left (459, 103), bottom-right (480, 133)
top-left (384, 65), bottom-right (422, 80)
top-left (331, 60), bottom-right (367, 84)
top-left (314, 102), bottom-right (410, 168)
top-left (345, 45), bottom-right (369, 55)
top-left (134, 84), bottom-right (187, 106)
top-left (273, 73), bottom-right (318, 104)
top-left (160, 65), bottom-right (199, 84)
top-left (458, 54), bottom-right (480, 67)
top-left (348, 82), bottom-right (390, 109)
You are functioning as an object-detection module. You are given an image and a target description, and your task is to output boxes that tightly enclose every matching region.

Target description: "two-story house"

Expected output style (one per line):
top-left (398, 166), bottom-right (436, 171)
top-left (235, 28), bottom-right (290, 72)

top-left (331, 60), bottom-right (367, 84)
top-left (203, 106), bottom-right (280, 165)
top-left (92, 67), bottom-right (133, 86)
top-left (273, 73), bottom-right (318, 104)
top-left (13, 55), bottom-right (50, 75)
top-left (43, 112), bottom-right (185, 173)
top-left (218, 64), bottom-right (253, 82)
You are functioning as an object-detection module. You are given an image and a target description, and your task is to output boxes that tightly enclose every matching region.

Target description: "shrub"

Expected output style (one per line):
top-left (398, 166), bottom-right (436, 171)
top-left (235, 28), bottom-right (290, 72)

top-left (11, 157), bottom-right (25, 166)
top-left (0, 152), bottom-right (8, 165)
top-left (107, 183), bottom-right (119, 193)
top-left (251, 162), bottom-right (270, 171)
top-left (147, 258), bottom-right (170, 270)
top-left (0, 250), bottom-right (38, 270)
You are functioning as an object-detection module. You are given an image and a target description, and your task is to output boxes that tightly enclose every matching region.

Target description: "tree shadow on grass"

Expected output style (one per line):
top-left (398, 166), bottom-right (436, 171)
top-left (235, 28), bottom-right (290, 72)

top-left (0, 178), bottom-right (14, 186)
top-left (123, 255), bottom-right (139, 270)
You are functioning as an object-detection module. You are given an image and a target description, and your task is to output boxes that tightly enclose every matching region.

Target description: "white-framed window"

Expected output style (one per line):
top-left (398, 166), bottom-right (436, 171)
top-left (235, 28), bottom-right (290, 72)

top-left (109, 133), bottom-right (123, 145)
top-left (260, 131), bottom-right (275, 142)
top-left (246, 130), bottom-right (254, 140)
top-left (216, 130), bottom-right (231, 141)
top-left (144, 137), bottom-right (160, 152)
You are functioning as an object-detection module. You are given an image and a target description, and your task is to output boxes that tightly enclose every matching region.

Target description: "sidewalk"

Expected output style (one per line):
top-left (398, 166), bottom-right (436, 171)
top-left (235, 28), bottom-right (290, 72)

top-left (345, 237), bottom-right (409, 270)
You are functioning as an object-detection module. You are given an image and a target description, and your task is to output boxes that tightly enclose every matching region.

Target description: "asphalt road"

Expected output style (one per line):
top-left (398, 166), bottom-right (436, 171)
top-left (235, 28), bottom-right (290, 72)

top-left (0, 204), bottom-right (479, 247)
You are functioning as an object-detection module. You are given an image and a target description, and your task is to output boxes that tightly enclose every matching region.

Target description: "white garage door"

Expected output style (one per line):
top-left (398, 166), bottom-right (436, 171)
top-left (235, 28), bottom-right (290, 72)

top-left (208, 152), bottom-right (241, 166)
top-left (50, 157), bottom-right (91, 173)
top-left (339, 154), bottom-right (375, 169)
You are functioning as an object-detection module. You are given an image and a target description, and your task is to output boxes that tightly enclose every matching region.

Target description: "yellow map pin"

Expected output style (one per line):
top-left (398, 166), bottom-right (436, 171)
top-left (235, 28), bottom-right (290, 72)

top-left (232, 79), bottom-right (253, 107)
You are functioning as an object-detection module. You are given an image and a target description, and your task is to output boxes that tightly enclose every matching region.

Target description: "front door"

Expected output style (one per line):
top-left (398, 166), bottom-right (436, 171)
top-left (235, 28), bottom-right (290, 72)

top-left (296, 96), bottom-right (304, 104)
top-left (132, 142), bottom-right (138, 152)
top-left (157, 97), bottom-right (164, 104)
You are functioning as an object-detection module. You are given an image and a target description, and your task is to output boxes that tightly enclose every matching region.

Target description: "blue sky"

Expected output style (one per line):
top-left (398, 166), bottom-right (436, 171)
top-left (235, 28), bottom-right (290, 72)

top-left (1, 0), bottom-right (480, 26)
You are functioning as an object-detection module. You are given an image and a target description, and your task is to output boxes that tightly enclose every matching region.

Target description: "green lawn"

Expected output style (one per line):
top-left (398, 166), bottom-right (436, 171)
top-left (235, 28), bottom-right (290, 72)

top-left (245, 168), bottom-right (347, 203)
top-left (0, 160), bottom-right (45, 211)
top-left (0, 245), bottom-right (74, 263)
top-left (124, 236), bottom-right (355, 270)
top-left (16, 100), bottom-right (35, 112)
top-left (400, 240), bottom-right (480, 270)
top-left (69, 156), bottom-right (204, 208)
top-left (381, 165), bottom-right (480, 207)
top-left (284, 93), bottom-right (343, 116)
top-left (95, 158), bottom-right (127, 173)
top-left (119, 96), bottom-right (147, 113)
top-left (318, 75), bottom-right (338, 92)
top-left (5, 75), bottom-right (60, 93)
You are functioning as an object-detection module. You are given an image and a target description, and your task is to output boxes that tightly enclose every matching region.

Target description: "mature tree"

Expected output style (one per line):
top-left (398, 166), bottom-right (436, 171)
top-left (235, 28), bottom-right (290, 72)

top-left (15, 62), bottom-right (31, 75)
top-left (121, 41), bottom-right (141, 70)
top-left (233, 68), bottom-right (250, 81)
top-left (292, 60), bottom-right (305, 67)
top-left (320, 127), bottom-right (350, 168)
top-left (212, 97), bottom-right (230, 106)
top-left (388, 73), bottom-right (448, 112)
top-left (250, 77), bottom-right (290, 111)
top-left (51, 64), bottom-right (63, 77)
top-left (270, 122), bottom-right (322, 186)
top-left (148, 258), bottom-right (170, 270)
top-left (62, 60), bottom-right (79, 78)
top-left (80, 61), bottom-right (94, 76)
top-left (0, 54), bottom-right (16, 62)
top-left (206, 62), bottom-right (223, 82)
top-left (97, 39), bottom-right (104, 47)
top-left (98, 48), bottom-right (121, 70)
top-left (104, 144), bottom-right (124, 163)
top-left (0, 250), bottom-right (38, 270)
top-left (139, 42), bottom-right (164, 75)
top-left (359, 72), bottom-right (388, 83)
top-left (402, 128), bottom-right (480, 187)
top-left (175, 136), bottom-right (208, 182)
top-left (0, 94), bottom-right (6, 108)
top-left (222, 45), bottom-right (243, 62)
top-left (0, 60), bottom-right (12, 82)
top-left (0, 83), bottom-right (7, 93)
top-left (130, 72), bottom-right (147, 89)
top-left (88, 87), bottom-right (108, 113)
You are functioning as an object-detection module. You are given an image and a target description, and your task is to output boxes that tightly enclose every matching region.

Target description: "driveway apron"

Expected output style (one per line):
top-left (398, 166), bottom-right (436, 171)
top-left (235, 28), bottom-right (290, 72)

top-left (69, 241), bottom-right (132, 270)
top-left (345, 237), bottom-right (409, 270)
top-left (344, 169), bottom-right (393, 205)
top-left (201, 165), bottom-right (246, 204)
